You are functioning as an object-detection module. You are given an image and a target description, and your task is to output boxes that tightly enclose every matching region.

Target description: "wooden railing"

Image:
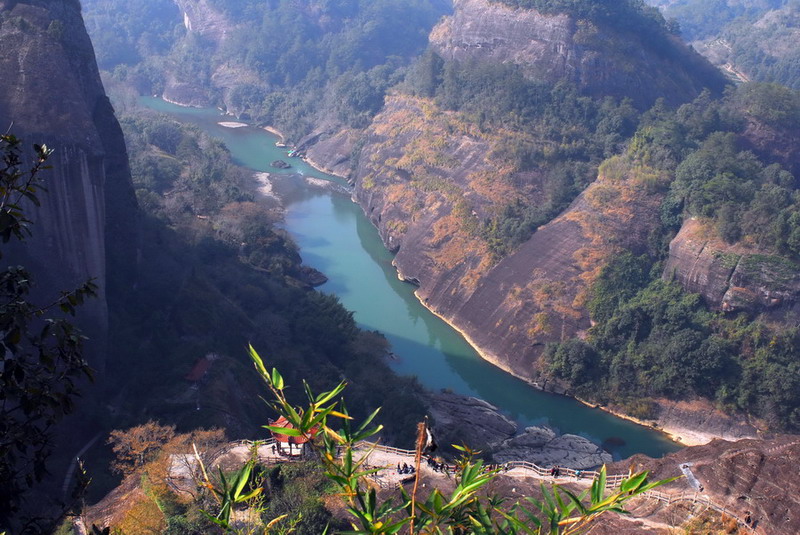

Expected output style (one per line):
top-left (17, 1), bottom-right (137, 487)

top-left (355, 441), bottom-right (627, 488)
top-left (642, 490), bottom-right (755, 532)
top-left (181, 439), bottom-right (758, 532)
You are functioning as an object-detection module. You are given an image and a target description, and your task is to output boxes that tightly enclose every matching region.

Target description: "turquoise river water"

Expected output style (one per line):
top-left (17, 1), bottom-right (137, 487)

top-left (142, 97), bottom-right (681, 460)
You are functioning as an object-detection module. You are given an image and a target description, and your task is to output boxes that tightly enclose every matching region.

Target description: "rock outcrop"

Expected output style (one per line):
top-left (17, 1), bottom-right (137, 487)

top-left (301, 127), bottom-right (357, 179)
top-left (428, 391), bottom-right (612, 469)
top-left (0, 0), bottom-right (138, 369)
top-left (493, 426), bottom-right (613, 469)
top-left (428, 390), bottom-right (517, 450)
top-left (649, 398), bottom-right (760, 445)
top-left (430, 0), bottom-right (726, 108)
top-left (609, 436), bottom-right (800, 535)
top-left (664, 219), bottom-right (800, 319)
top-left (175, 0), bottom-right (229, 44)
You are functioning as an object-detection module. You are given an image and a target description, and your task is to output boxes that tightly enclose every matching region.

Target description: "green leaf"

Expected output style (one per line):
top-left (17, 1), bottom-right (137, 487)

top-left (248, 344), bottom-right (268, 377)
top-left (233, 462), bottom-right (253, 498)
top-left (263, 425), bottom-right (303, 436)
top-left (619, 471), bottom-right (647, 494)
top-left (316, 381), bottom-right (347, 405)
top-left (271, 367), bottom-right (284, 390)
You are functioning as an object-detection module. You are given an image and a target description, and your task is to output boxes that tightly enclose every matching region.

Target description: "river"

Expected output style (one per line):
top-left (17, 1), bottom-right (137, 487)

top-left (141, 97), bottom-right (680, 459)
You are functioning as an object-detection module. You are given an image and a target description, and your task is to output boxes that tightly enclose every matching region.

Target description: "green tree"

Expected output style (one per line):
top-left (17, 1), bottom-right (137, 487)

top-left (0, 135), bottom-right (97, 527)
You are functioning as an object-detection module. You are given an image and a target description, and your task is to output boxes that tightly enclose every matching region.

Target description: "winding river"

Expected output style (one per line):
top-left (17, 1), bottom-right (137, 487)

top-left (142, 97), bottom-right (680, 460)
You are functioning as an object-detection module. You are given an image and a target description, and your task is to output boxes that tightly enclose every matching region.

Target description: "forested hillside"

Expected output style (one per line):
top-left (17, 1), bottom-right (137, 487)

top-left (546, 83), bottom-right (800, 430)
top-left (105, 110), bottom-right (426, 444)
top-left (84, 0), bottom-right (450, 141)
top-left (648, 0), bottom-right (800, 88)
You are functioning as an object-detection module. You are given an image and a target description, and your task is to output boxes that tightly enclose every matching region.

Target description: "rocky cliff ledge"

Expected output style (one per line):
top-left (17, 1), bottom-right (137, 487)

top-left (429, 0), bottom-right (726, 108)
top-left (0, 0), bottom-right (138, 368)
top-left (664, 219), bottom-right (800, 320)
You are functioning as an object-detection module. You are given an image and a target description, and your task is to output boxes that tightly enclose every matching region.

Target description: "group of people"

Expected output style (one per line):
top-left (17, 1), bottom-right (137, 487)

top-left (549, 465), bottom-right (562, 477)
top-left (397, 462), bottom-right (416, 475)
top-left (426, 456), bottom-right (450, 474)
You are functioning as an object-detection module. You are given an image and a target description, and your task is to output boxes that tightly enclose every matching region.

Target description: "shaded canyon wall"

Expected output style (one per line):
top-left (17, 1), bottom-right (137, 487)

top-left (0, 0), bottom-right (138, 368)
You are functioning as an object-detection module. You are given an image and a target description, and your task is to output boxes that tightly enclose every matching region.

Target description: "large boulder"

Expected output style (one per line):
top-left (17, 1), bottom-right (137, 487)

top-left (493, 426), bottom-right (613, 469)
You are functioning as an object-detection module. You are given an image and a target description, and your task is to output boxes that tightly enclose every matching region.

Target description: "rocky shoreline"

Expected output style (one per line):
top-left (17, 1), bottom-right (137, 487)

top-left (426, 391), bottom-right (612, 469)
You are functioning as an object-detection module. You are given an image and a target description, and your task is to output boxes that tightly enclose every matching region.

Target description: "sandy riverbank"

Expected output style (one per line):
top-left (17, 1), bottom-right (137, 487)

top-left (219, 121), bottom-right (248, 128)
top-left (252, 172), bottom-right (278, 199)
top-left (262, 125), bottom-right (286, 143)
top-left (582, 404), bottom-right (714, 447)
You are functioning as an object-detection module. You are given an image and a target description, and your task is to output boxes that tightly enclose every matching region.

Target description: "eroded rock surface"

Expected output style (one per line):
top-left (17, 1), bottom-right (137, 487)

top-left (664, 219), bottom-right (800, 319)
top-left (613, 436), bottom-right (800, 535)
top-left (493, 427), bottom-right (613, 469)
top-left (428, 391), bottom-right (517, 450)
top-left (430, 0), bottom-right (726, 108)
top-left (428, 391), bottom-right (612, 469)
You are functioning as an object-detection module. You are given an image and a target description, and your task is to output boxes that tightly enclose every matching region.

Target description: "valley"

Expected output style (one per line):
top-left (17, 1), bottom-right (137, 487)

top-left (141, 96), bottom-right (680, 460)
top-left (3, 0), bottom-right (800, 532)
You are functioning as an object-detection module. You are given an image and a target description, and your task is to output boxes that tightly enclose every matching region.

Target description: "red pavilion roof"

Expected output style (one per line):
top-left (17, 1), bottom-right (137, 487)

top-left (268, 416), bottom-right (319, 444)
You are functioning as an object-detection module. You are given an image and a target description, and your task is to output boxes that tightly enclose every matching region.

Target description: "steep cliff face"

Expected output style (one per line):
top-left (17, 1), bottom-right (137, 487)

top-left (353, 98), bottom-right (664, 382)
top-left (0, 0), bottom-right (138, 368)
top-left (430, 0), bottom-right (726, 108)
top-left (161, 0), bottom-right (219, 107)
top-left (664, 219), bottom-right (800, 319)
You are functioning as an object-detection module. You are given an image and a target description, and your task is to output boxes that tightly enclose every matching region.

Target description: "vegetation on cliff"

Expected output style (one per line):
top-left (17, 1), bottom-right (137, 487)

top-left (493, 0), bottom-right (674, 34)
top-left (403, 56), bottom-right (640, 257)
top-left (546, 84), bottom-right (800, 431)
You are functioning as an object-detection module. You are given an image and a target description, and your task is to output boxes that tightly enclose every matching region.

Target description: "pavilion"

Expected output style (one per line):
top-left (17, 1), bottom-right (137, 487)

top-left (268, 416), bottom-right (319, 456)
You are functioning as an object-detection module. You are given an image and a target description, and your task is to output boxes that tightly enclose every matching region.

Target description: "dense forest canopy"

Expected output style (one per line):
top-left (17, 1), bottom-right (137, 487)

top-left (83, 0), bottom-right (450, 140)
top-left (547, 83), bottom-right (800, 431)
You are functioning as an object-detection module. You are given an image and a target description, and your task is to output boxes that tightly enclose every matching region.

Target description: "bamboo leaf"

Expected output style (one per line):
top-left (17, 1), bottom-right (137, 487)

top-left (248, 344), bottom-right (268, 377)
top-left (263, 425), bottom-right (303, 436)
top-left (271, 368), bottom-right (284, 390)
